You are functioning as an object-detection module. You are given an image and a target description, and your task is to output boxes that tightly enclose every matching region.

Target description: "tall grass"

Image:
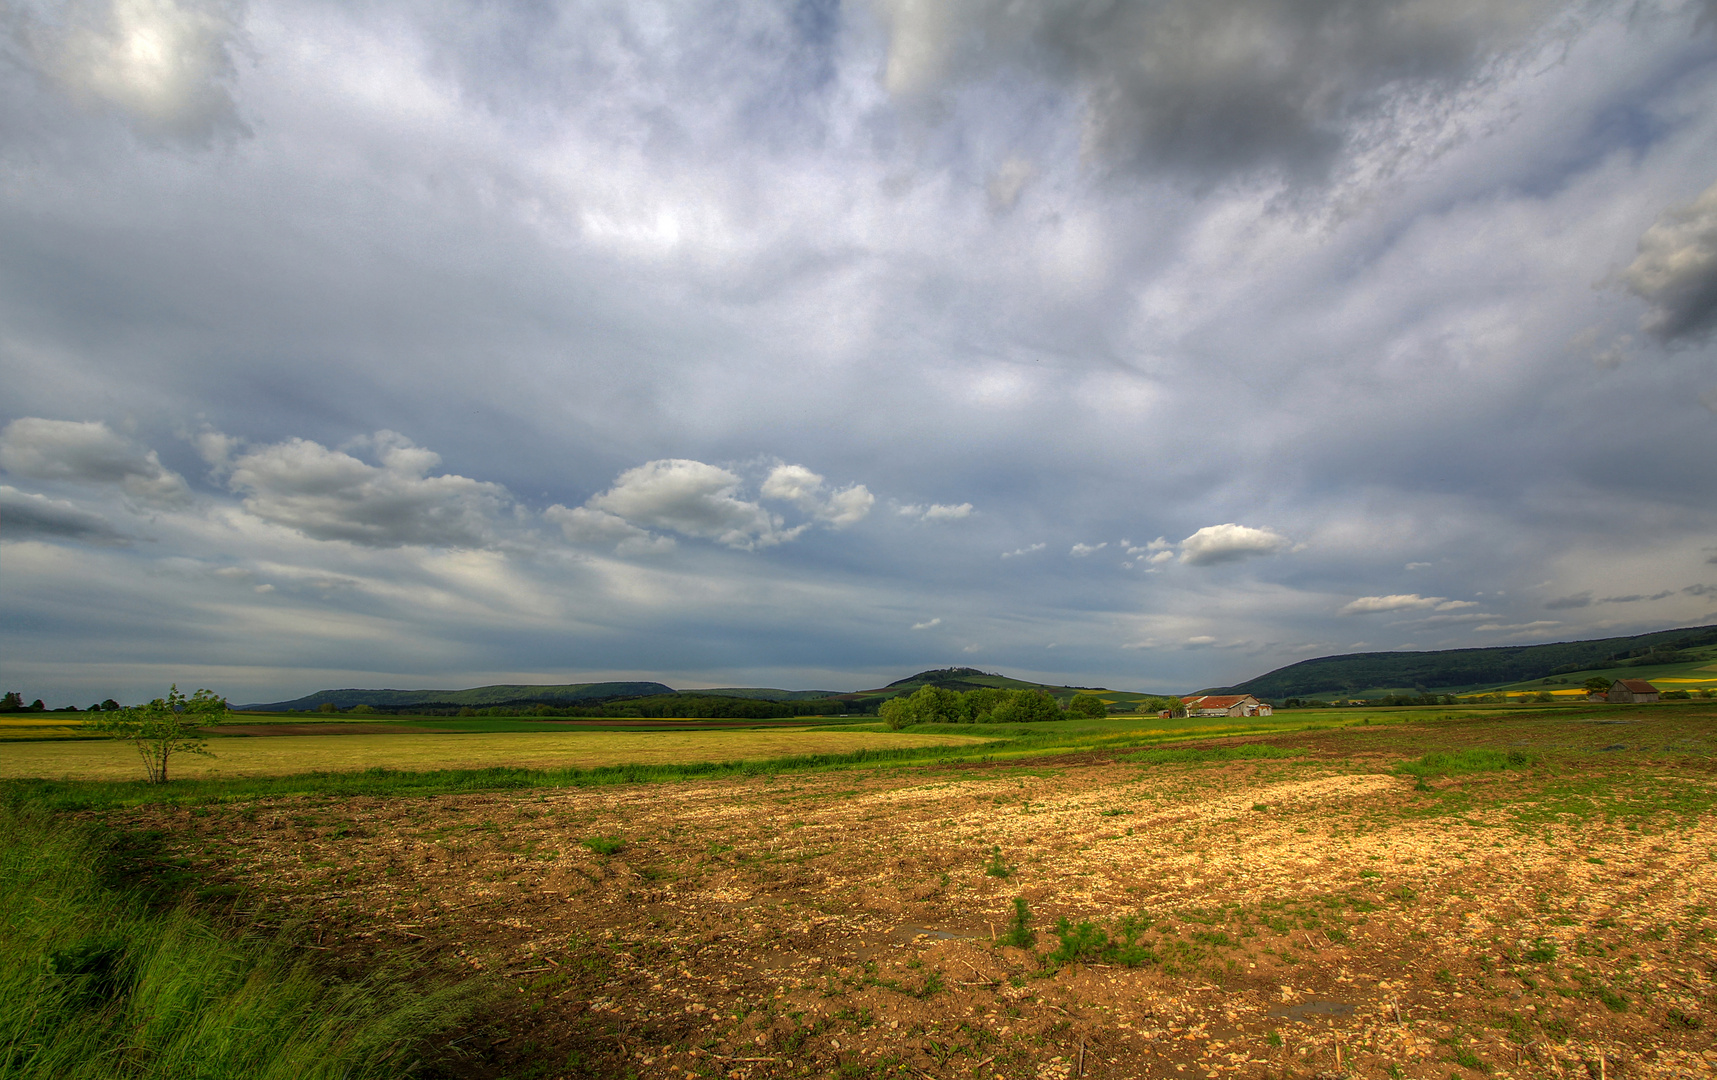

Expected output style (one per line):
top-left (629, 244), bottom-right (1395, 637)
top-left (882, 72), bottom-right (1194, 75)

top-left (0, 800), bottom-right (474, 1078)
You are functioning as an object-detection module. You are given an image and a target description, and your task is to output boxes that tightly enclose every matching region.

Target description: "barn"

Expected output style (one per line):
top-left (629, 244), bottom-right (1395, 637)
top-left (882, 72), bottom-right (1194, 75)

top-left (1606, 679), bottom-right (1660, 704)
top-left (1180, 694), bottom-right (1274, 717)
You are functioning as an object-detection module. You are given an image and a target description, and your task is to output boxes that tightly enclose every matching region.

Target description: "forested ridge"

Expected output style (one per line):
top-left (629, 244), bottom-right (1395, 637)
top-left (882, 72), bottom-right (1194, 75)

top-left (1212, 624), bottom-right (1717, 699)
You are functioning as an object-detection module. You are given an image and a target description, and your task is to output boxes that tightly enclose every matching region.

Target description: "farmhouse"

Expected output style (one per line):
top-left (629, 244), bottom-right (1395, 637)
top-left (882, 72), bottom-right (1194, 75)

top-left (1607, 679), bottom-right (1660, 704)
top-left (1180, 694), bottom-right (1273, 718)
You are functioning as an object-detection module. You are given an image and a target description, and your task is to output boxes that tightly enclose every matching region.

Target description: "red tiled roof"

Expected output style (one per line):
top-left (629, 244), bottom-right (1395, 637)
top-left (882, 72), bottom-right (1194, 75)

top-left (1615, 679), bottom-right (1658, 693)
top-left (1182, 695), bottom-right (1250, 709)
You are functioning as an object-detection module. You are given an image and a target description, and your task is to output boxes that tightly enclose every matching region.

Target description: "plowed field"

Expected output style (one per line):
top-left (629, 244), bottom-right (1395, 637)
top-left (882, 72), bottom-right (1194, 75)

top-left (98, 710), bottom-right (1717, 1079)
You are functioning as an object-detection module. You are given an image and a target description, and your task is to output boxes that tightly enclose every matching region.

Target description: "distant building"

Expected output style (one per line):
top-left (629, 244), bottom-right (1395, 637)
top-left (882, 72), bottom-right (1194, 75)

top-left (1607, 679), bottom-right (1660, 704)
top-left (1181, 694), bottom-right (1273, 717)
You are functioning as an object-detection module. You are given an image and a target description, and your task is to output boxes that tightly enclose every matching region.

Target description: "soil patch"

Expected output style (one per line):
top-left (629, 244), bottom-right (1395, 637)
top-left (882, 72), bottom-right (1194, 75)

top-left (105, 714), bottom-right (1717, 1079)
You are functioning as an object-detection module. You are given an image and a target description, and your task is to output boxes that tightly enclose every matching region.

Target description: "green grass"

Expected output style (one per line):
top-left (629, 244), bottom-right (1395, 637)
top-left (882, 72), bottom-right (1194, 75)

top-left (0, 799), bottom-right (474, 1078)
top-left (1123, 744), bottom-right (1305, 765)
top-left (580, 835), bottom-right (625, 855)
top-left (1394, 748), bottom-right (1537, 776)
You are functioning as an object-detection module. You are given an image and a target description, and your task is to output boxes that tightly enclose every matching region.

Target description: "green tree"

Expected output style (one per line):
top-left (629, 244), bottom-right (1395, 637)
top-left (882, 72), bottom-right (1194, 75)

top-left (318, 701), bottom-right (339, 713)
top-left (963, 687), bottom-right (1011, 722)
top-left (878, 696), bottom-right (913, 730)
top-left (1584, 677), bottom-right (1612, 693)
top-left (1067, 694), bottom-right (1108, 718)
top-left (0, 692), bottom-right (21, 712)
top-left (88, 685), bottom-right (229, 783)
top-left (991, 689), bottom-right (1062, 723)
top-left (908, 684), bottom-right (964, 724)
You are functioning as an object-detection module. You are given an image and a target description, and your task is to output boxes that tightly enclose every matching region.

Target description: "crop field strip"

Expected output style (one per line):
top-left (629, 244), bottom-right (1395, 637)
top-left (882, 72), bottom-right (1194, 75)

top-left (0, 728), bottom-right (989, 781)
top-left (45, 705), bottom-right (1715, 1080)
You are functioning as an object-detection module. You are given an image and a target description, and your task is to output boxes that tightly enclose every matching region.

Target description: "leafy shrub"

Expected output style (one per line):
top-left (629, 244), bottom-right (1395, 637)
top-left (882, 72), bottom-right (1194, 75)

top-left (581, 835), bottom-right (625, 855)
top-left (1066, 694), bottom-right (1108, 719)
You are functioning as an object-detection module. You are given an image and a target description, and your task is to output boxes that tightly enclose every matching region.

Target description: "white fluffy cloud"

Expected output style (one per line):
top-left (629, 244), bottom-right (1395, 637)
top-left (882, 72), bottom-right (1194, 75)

top-left (221, 431), bottom-right (511, 548)
top-left (0, 418), bottom-right (189, 505)
top-left (897, 502), bottom-right (974, 521)
top-left (550, 460), bottom-right (871, 553)
top-left (1621, 179), bottom-right (1717, 344)
top-left (760, 464), bottom-right (875, 527)
top-left (574, 460), bottom-right (788, 551)
top-left (0, 485), bottom-right (130, 544)
top-left (587, 459), bottom-right (797, 550)
top-left (1338, 593), bottom-right (1479, 615)
top-left (1179, 524), bottom-right (1291, 566)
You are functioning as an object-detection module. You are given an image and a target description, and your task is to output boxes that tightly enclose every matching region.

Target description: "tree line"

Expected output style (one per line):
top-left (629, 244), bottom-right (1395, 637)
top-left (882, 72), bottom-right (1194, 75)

top-left (1, 691), bottom-right (121, 713)
top-left (877, 685), bottom-right (1162, 728)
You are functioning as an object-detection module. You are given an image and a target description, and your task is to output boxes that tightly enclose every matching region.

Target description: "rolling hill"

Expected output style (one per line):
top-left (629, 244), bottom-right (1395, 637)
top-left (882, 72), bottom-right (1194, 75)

top-left (242, 682), bottom-right (676, 712)
top-left (842, 668), bottom-right (1159, 709)
top-left (240, 668), bottom-right (1143, 714)
top-left (1207, 623), bottom-right (1717, 700)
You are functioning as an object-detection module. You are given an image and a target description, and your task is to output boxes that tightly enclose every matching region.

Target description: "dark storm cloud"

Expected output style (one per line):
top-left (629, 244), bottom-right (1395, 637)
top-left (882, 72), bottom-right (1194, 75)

top-left (875, 0), bottom-right (1571, 184)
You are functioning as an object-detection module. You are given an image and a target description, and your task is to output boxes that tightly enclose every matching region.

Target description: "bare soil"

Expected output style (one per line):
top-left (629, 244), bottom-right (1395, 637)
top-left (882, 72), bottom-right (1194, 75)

top-left (107, 714), bottom-right (1717, 1080)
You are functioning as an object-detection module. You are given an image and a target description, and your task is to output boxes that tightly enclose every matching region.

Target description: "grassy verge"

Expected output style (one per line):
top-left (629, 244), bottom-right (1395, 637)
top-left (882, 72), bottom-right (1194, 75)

top-left (0, 799), bottom-right (475, 1078)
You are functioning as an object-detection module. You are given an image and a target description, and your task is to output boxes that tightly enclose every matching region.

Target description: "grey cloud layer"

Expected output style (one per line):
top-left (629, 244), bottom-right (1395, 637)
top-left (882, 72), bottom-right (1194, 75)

top-left (0, 485), bottom-right (130, 543)
top-left (12, 0), bottom-right (247, 144)
top-left (0, 418), bottom-right (189, 505)
top-left (1, 0), bottom-right (1715, 703)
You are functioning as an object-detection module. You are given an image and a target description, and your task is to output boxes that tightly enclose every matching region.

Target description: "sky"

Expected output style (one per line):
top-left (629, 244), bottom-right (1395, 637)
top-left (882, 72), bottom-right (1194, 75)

top-left (2, 0), bottom-right (1716, 706)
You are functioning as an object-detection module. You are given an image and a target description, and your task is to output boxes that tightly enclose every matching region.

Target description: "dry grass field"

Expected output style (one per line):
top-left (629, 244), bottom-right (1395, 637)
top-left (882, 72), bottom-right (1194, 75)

top-left (0, 728), bottom-right (985, 781)
top-left (74, 706), bottom-right (1717, 1080)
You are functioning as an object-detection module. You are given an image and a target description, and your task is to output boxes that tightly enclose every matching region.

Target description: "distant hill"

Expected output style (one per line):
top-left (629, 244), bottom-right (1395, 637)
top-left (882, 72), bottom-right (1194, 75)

top-left (847, 667), bottom-right (1150, 707)
top-left (242, 668), bottom-right (1153, 714)
top-left (679, 688), bottom-right (843, 702)
top-left (1208, 624), bottom-right (1717, 700)
top-left (242, 682), bottom-right (674, 712)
